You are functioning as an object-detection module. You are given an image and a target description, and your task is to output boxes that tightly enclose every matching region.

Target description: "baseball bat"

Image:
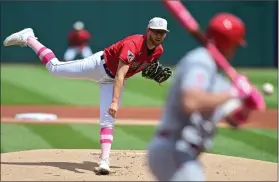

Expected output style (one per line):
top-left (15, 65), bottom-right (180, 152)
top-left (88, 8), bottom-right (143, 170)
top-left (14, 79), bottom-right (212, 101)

top-left (162, 0), bottom-right (237, 80)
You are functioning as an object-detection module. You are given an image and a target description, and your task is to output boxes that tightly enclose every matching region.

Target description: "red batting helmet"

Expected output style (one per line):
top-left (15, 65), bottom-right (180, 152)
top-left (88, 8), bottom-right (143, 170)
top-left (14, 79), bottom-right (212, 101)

top-left (206, 13), bottom-right (246, 46)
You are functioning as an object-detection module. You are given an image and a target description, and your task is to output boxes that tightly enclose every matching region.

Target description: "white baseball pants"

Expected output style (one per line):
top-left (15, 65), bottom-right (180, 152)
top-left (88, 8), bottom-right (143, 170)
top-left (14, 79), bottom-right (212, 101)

top-left (46, 51), bottom-right (122, 127)
top-left (64, 46), bottom-right (93, 61)
top-left (148, 136), bottom-right (205, 181)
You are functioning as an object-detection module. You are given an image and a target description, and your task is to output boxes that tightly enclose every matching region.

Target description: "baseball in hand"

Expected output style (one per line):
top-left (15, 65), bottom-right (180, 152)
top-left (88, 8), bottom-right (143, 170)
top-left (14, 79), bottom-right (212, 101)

top-left (262, 82), bottom-right (274, 95)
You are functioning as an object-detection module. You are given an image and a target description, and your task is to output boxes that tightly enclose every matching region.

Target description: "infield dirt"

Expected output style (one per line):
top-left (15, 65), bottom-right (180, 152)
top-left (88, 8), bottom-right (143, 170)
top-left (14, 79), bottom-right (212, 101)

top-left (1, 149), bottom-right (277, 181)
top-left (1, 105), bottom-right (278, 129)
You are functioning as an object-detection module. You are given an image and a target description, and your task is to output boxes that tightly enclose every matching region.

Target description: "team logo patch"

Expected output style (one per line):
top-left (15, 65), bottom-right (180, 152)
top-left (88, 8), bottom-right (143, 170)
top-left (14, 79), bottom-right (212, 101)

top-left (127, 50), bottom-right (135, 62)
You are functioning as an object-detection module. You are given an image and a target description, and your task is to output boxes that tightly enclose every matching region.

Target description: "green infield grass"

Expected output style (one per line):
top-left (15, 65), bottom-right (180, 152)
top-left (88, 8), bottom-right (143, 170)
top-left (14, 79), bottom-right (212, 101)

top-left (1, 123), bottom-right (277, 163)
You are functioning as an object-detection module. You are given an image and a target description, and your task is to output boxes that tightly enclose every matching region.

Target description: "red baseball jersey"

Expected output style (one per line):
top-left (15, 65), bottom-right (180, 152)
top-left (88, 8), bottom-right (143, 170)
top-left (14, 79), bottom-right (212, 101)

top-left (103, 34), bottom-right (164, 79)
top-left (68, 30), bottom-right (91, 47)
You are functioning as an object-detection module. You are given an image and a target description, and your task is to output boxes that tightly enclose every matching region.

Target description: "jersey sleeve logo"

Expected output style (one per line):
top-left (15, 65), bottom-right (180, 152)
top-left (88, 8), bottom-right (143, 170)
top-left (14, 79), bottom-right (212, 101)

top-left (127, 50), bottom-right (135, 62)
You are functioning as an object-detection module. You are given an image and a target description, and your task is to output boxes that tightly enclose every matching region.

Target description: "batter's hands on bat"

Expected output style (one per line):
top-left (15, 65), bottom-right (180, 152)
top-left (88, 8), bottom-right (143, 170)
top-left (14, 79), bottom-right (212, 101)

top-left (225, 106), bottom-right (251, 129)
top-left (243, 86), bottom-right (266, 111)
top-left (108, 101), bottom-right (118, 118)
top-left (225, 87), bottom-right (266, 129)
top-left (230, 74), bottom-right (266, 111)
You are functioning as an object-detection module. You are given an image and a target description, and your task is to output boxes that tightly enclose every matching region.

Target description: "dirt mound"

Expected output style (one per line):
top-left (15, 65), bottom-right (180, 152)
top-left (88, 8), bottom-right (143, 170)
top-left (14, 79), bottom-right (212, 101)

top-left (1, 149), bottom-right (277, 181)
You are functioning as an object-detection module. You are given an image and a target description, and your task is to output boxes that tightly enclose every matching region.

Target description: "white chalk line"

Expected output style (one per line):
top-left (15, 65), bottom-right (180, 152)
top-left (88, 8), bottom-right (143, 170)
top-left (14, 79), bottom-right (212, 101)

top-left (1, 117), bottom-right (230, 128)
top-left (1, 117), bottom-right (158, 125)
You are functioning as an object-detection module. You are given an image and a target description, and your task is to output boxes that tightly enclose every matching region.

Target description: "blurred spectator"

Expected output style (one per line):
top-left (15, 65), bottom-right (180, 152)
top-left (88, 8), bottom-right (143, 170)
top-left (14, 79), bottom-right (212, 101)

top-left (63, 21), bottom-right (93, 61)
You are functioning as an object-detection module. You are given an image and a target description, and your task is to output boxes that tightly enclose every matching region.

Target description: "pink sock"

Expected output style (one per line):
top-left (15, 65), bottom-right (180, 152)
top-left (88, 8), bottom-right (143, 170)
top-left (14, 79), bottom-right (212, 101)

top-left (27, 37), bottom-right (56, 65)
top-left (100, 127), bottom-right (113, 159)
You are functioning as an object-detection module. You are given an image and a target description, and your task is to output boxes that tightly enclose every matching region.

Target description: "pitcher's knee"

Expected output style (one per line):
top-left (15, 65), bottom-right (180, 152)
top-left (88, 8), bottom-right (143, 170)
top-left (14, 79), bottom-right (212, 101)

top-left (45, 58), bottom-right (62, 75)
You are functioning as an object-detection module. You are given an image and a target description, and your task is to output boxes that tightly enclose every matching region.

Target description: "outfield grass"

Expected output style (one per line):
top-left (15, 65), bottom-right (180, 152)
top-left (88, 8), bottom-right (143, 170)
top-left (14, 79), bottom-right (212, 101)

top-left (1, 123), bottom-right (277, 162)
top-left (1, 65), bottom-right (278, 108)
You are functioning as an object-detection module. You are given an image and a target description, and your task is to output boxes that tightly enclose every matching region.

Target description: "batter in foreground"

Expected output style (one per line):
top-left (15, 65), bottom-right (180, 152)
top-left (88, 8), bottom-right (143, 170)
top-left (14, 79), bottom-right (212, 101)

top-left (3, 17), bottom-right (172, 175)
top-left (147, 13), bottom-right (265, 181)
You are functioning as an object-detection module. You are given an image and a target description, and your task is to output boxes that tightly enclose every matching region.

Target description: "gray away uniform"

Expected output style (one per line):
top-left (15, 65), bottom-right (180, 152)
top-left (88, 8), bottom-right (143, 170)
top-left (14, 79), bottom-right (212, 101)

top-left (147, 47), bottom-right (241, 181)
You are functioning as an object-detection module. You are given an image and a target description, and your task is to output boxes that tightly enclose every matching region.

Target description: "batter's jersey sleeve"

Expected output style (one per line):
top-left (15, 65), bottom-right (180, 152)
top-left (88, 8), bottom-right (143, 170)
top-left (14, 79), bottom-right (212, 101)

top-left (119, 41), bottom-right (138, 65)
top-left (180, 63), bottom-right (213, 91)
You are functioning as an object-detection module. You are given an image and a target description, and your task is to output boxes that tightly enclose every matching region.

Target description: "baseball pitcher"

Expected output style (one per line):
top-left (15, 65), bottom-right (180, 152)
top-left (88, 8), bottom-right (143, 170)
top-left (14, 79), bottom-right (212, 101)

top-left (147, 13), bottom-right (265, 181)
top-left (3, 17), bottom-right (172, 175)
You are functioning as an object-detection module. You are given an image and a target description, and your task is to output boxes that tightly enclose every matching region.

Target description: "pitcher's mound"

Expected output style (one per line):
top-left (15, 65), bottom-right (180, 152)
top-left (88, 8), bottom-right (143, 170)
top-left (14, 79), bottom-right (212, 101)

top-left (1, 149), bottom-right (277, 181)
